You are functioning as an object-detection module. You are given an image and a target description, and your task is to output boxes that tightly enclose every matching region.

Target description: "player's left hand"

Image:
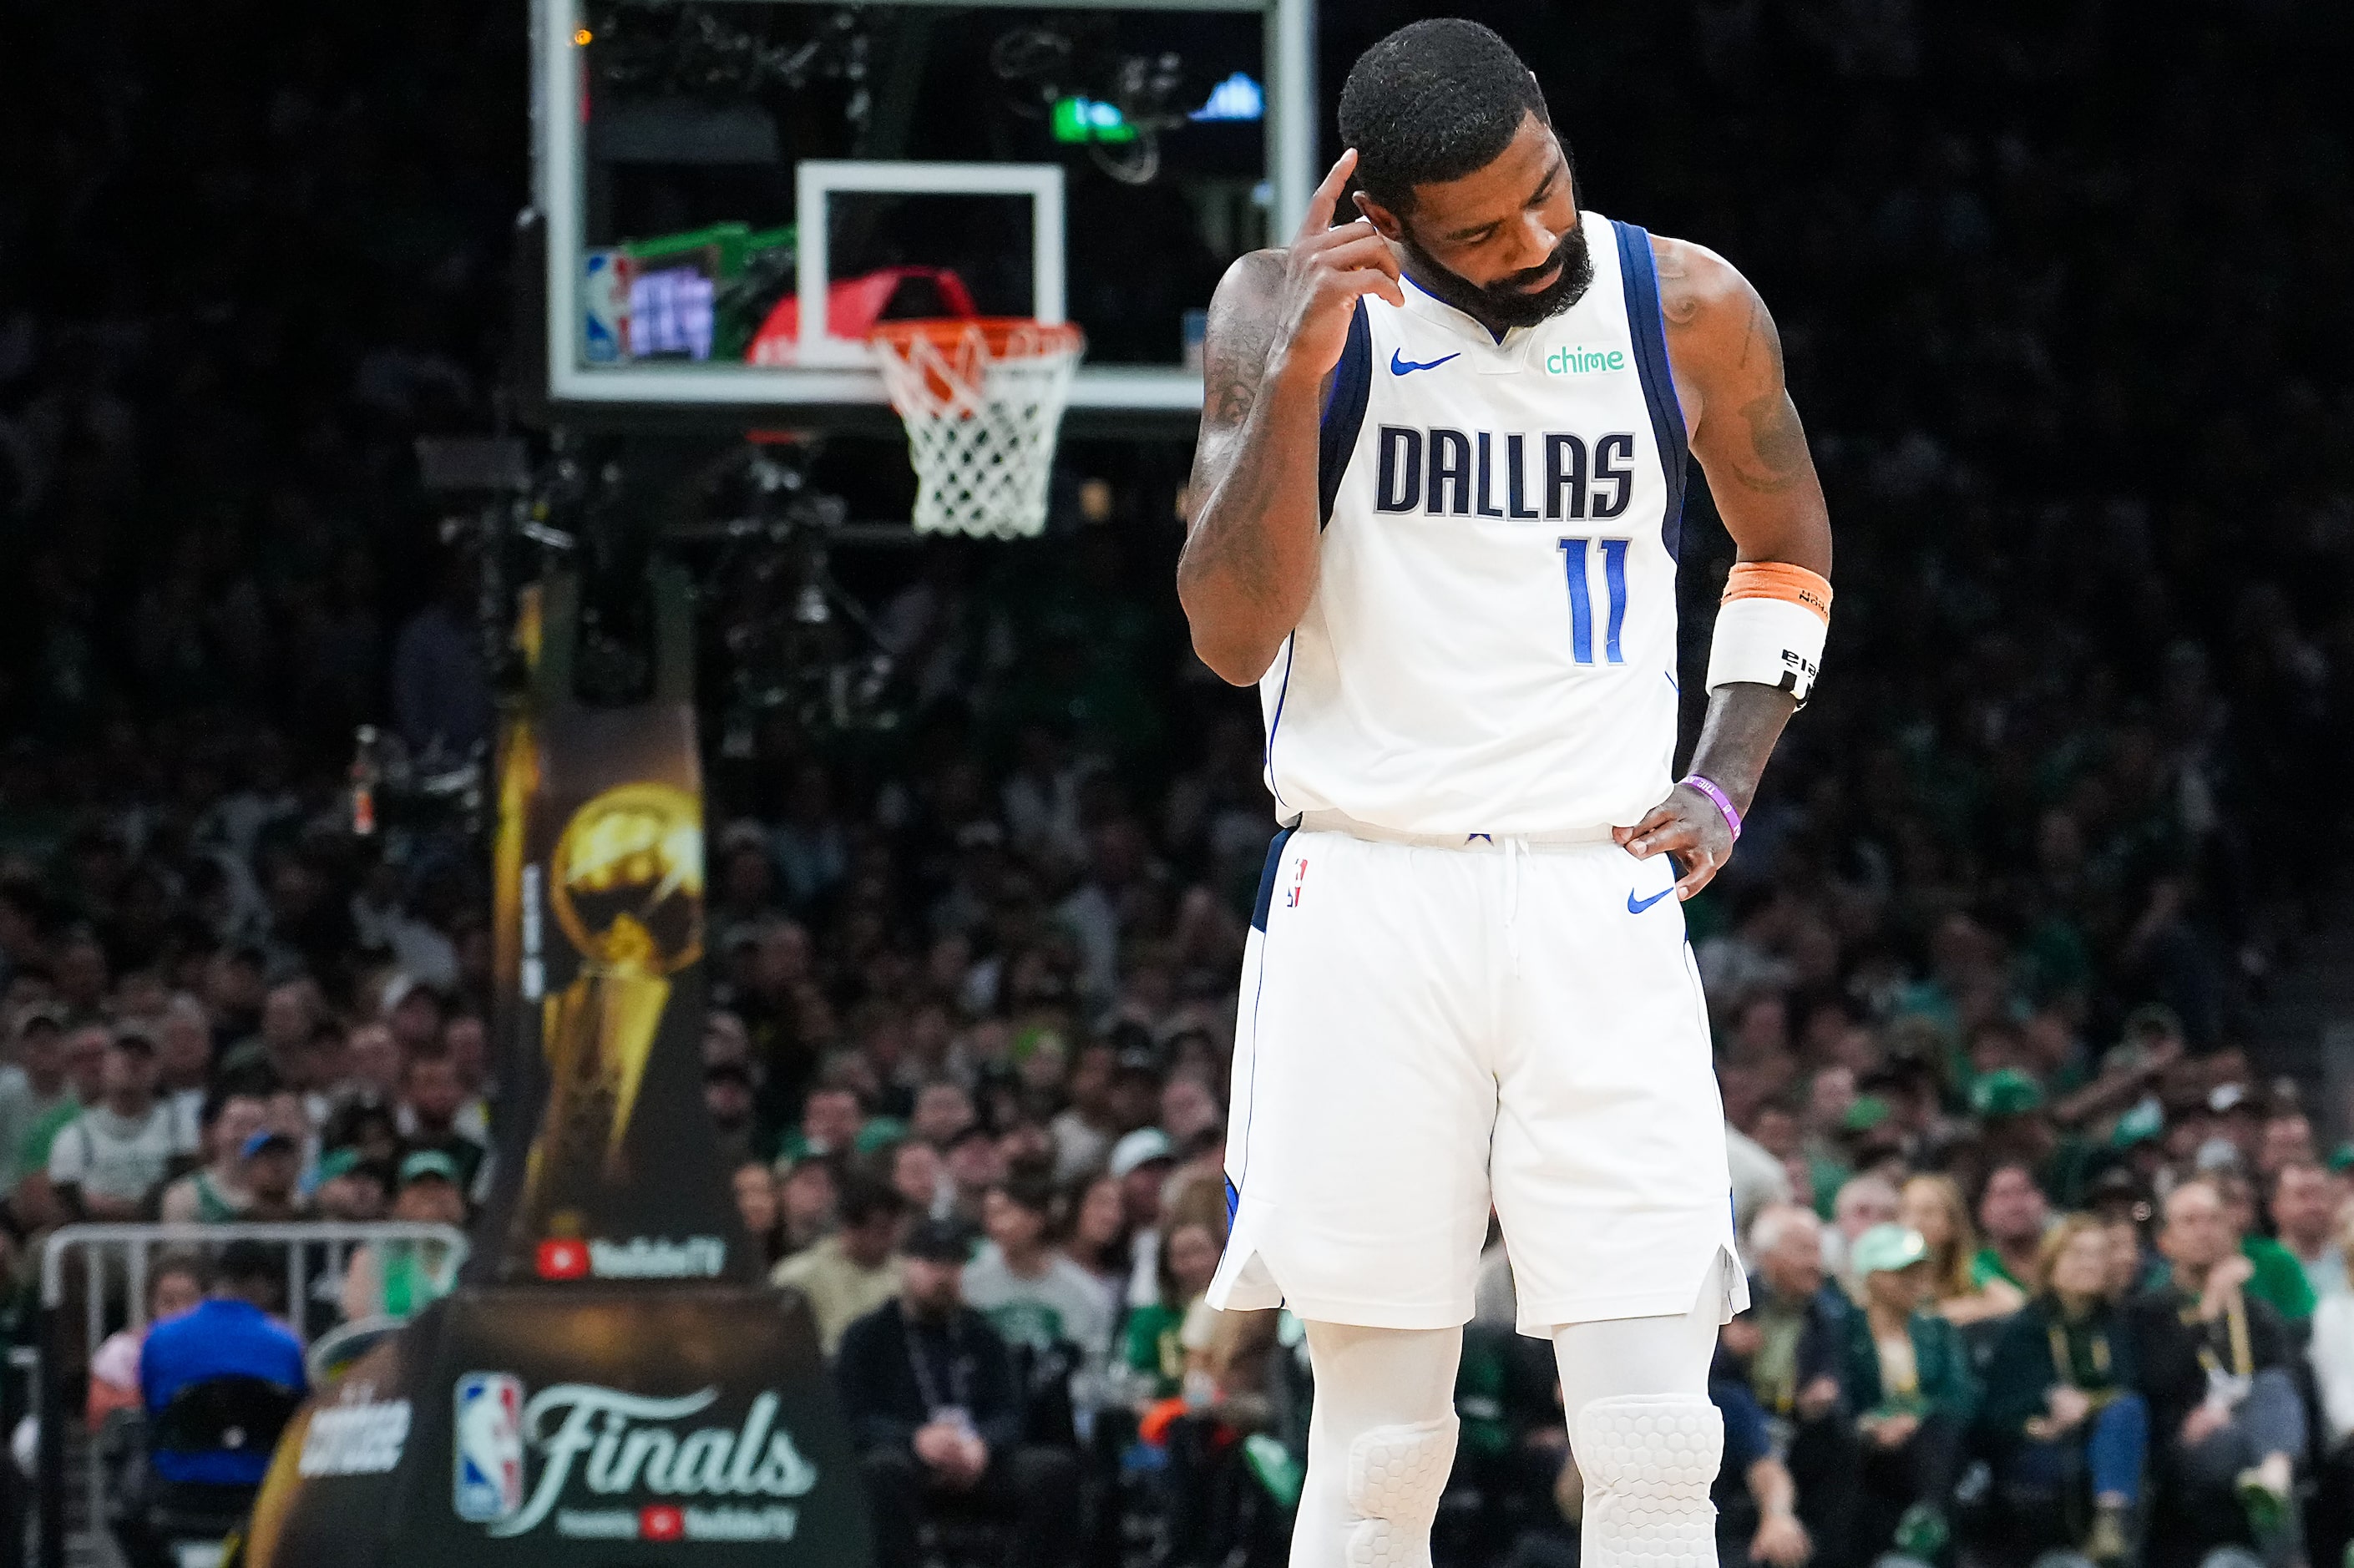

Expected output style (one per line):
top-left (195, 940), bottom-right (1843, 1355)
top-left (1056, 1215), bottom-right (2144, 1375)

top-left (1614, 783), bottom-right (1736, 899)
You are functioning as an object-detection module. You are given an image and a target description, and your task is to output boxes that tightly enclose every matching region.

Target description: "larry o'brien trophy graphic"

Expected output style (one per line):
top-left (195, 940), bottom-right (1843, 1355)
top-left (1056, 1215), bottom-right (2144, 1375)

top-left (237, 569), bottom-right (871, 1567)
top-left (510, 776), bottom-right (706, 1253)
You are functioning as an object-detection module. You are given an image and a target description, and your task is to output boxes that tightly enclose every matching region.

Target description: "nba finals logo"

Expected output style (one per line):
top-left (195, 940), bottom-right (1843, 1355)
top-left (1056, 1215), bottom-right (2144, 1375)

top-left (453, 1374), bottom-right (819, 1542)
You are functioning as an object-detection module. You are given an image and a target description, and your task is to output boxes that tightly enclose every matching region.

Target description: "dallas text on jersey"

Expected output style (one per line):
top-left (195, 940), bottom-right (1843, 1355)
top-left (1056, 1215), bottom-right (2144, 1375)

top-left (1371, 426), bottom-right (1643, 520)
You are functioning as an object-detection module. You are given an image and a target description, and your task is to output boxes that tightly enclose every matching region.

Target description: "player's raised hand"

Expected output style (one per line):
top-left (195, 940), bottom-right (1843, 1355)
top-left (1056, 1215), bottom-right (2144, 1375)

top-left (1615, 782), bottom-right (1738, 899)
top-left (1272, 149), bottom-right (1406, 377)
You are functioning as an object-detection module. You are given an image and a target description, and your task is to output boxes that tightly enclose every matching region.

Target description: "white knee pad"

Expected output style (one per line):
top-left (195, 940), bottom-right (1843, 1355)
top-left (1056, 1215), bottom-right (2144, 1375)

top-left (1572, 1393), bottom-right (1722, 1568)
top-left (1342, 1414), bottom-right (1457, 1567)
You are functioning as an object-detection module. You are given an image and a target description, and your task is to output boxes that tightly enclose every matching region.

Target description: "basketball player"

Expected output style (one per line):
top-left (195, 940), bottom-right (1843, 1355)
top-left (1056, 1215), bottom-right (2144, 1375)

top-left (1178, 21), bottom-right (1833, 1568)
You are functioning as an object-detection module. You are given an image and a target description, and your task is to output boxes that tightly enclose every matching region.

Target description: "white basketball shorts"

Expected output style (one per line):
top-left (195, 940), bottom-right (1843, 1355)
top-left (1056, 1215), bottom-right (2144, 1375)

top-left (1209, 821), bottom-right (1749, 1336)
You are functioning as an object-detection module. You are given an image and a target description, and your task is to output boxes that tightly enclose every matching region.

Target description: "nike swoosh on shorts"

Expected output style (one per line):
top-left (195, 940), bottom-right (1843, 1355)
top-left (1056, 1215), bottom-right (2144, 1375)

top-left (1626, 885), bottom-right (1676, 914)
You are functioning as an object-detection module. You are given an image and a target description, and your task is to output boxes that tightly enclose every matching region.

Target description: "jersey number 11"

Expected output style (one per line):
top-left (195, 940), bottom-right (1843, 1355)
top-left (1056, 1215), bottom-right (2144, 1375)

top-left (1557, 537), bottom-right (1631, 665)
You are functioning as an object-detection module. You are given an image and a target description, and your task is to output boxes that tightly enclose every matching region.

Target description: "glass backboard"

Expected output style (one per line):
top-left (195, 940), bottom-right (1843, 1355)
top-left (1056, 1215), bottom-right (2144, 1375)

top-left (530, 0), bottom-right (1316, 429)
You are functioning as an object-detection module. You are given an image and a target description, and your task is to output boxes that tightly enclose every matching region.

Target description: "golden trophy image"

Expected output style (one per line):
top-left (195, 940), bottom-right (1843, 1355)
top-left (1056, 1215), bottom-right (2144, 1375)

top-left (514, 780), bottom-right (705, 1232)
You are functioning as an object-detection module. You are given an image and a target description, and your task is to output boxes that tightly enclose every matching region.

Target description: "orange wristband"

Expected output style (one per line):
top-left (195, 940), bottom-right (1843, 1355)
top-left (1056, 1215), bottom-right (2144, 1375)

top-left (1723, 561), bottom-right (1832, 625)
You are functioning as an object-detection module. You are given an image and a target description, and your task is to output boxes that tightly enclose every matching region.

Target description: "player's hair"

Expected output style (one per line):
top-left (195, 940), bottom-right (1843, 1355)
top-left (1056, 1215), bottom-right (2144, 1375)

top-left (1338, 20), bottom-right (1552, 215)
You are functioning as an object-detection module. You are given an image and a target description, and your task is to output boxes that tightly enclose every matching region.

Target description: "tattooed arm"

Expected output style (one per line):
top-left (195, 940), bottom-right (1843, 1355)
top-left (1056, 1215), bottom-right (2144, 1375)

top-left (1613, 236), bottom-right (1835, 897)
top-left (1177, 150), bottom-right (1403, 685)
top-left (1655, 235), bottom-right (1831, 577)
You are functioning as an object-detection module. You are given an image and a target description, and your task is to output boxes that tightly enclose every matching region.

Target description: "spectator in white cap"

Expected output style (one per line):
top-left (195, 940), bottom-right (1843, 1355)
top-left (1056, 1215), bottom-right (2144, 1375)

top-left (1842, 1222), bottom-right (1976, 1562)
top-left (1110, 1127), bottom-right (1176, 1310)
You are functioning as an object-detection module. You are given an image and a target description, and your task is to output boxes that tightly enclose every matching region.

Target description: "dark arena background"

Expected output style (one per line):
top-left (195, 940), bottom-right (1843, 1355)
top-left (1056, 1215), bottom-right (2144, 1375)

top-left (3, 3), bottom-right (2353, 1568)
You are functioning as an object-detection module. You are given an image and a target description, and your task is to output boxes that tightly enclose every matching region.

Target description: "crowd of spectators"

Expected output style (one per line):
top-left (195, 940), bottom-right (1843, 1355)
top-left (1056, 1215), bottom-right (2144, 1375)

top-left (4, 0), bottom-right (2354, 1566)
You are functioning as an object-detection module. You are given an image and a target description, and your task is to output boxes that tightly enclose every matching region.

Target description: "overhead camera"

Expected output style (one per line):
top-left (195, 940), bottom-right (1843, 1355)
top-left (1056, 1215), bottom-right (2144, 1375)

top-left (990, 23), bottom-right (1190, 185)
top-left (413, 432), bottom-right (904, 825)
top-left (584, 2), bottom-right (873, 130)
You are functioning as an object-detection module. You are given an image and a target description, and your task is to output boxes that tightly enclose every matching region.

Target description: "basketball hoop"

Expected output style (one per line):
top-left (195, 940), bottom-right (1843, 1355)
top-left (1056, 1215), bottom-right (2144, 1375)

top-left (870, 317), bottom-right (1085, 539)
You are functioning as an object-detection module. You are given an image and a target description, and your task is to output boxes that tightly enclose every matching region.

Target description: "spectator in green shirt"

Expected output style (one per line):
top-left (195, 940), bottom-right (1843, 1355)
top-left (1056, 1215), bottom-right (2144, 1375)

top-left (2213, 1170), bottom-right (2316, 1323)
top-left (1843, 1224), bottom-right (1978, 1563)
top-left (1121, 1217), bottom-right (1222, 1404)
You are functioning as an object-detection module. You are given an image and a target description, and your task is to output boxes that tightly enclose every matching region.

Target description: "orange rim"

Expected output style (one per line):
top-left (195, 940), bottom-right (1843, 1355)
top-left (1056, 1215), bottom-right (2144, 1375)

top-left (869, 316), bottom-right (1086, 360)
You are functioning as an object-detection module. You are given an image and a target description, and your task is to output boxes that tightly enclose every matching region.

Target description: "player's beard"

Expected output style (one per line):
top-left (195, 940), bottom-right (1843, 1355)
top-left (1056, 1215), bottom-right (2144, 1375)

top-left (1400, 219), bottom-right (1595, 333)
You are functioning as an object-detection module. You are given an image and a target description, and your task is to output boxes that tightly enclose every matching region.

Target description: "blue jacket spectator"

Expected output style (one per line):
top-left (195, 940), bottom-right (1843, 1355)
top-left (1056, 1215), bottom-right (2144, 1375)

top-left (139, 1242), bottom-right (307, 1485)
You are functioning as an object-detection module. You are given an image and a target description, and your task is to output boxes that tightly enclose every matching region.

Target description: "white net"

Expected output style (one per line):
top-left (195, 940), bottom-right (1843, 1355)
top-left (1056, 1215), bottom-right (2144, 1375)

top-left (870, 319), bottom-right (1084, 540)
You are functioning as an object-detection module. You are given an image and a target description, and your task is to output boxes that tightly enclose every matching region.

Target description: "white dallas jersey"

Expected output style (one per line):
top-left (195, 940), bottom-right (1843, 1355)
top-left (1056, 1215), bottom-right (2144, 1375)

top-left (1261, 213), bottom-right (1692, 836)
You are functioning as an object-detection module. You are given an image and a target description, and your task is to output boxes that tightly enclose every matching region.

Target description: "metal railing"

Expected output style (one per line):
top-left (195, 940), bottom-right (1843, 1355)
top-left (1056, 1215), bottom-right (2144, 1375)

top-left (33, 1222), bottom-right (469, 1568)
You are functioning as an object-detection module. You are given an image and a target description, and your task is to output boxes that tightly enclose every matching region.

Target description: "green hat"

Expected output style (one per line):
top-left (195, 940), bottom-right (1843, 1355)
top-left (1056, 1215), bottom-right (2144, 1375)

top-left (2110, 1096), bottom-right (2165, 1151)
top-left (315, 1146), bottom-right (364, 1182)
top-left (2328, 1141), bottom-right (2354, 1176)
top-left (1841, 1095), bottom-right (1893, 1135)
top-left (853, 1115), bottom-right (909, 1155)
top-left (1970, 1067), bottom-right (2044, 1119)
top-left (1850, 1222), bottom-right (1931, 1278)
top-left (397, 1150), bottom-right (459, 1187)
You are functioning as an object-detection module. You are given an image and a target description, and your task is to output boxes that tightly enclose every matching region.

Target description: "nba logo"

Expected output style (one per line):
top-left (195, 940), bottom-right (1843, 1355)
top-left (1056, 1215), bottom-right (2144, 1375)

top-left (453, 1373), bottom-right (526, 1524)
top-left (581, 250), bottom-right (634, 364)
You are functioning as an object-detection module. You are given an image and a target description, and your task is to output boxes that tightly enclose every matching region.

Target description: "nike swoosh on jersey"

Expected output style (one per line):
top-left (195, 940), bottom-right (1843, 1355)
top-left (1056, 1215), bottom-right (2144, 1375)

top-left (1626, 885), bottom-right (1677, 914)
top-left (1390, 349), bottom-right (1461, 376)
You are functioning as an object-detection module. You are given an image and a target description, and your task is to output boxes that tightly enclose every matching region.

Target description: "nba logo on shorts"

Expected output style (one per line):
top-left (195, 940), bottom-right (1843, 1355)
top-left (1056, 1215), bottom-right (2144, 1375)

top-left (453, 1373), bottom-right (526, 1524)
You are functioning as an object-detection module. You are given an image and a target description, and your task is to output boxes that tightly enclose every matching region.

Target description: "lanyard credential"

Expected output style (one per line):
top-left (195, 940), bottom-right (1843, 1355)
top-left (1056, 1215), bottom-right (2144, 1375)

top-left (2047, 1315), bottom-right (2119, 1409)
top-left (2181, 1290), bottom-right (2253, 1380)
top-left (905, 1312), bottom-right (974, 1419)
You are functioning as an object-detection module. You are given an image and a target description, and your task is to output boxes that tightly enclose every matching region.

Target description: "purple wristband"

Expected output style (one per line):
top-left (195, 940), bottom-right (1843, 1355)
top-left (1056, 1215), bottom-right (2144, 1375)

top-left (1680, 775), bottom-right (1743, 842)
